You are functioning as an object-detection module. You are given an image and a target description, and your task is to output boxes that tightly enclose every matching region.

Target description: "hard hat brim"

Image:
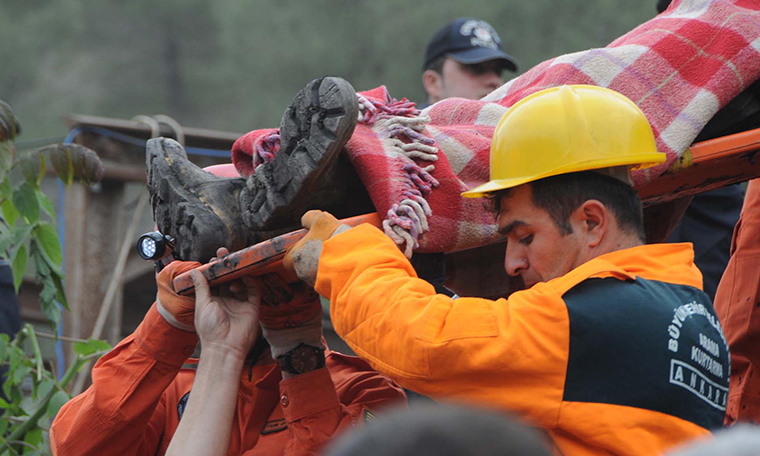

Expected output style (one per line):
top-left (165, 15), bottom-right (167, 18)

top-left (461, 152), bottom-right (667, 198)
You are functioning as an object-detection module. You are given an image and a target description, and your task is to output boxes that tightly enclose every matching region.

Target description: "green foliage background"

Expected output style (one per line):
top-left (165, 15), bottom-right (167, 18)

top-left (1, 0), bottom-right (654, 144)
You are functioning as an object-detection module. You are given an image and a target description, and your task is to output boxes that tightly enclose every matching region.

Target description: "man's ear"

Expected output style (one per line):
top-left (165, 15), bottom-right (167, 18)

top-left (574, 200), bottom-right (607, 248)
top-left (422, 69), bottom-right (442, 104)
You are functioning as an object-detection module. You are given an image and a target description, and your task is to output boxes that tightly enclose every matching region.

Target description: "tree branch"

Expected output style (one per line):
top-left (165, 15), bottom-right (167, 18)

top-left (25, 324), bottom-right (43, 383)
top-left (35, 331), bottom-right (90, 344)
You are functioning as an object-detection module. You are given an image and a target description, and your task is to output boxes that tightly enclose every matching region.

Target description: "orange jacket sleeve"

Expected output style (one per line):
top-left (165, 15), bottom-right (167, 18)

top-left (51, 304), bottom-right (199, 456)
top-left (315, 225), bottom-right (568, 426)
top-left (279, 354), bottom-right (406, 455)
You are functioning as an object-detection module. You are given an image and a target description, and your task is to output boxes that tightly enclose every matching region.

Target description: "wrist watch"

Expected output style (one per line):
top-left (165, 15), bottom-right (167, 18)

top-left (277, 343), bottom-right (326, 375)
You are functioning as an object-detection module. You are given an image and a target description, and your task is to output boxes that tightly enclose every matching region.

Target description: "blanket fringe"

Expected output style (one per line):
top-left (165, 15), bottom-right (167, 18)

top-left (359, 93), bottom-right (439, 257)
top-left (358, 94), bottom-right (420, 124)
top-left (253, 130), bottom-right (280, 169)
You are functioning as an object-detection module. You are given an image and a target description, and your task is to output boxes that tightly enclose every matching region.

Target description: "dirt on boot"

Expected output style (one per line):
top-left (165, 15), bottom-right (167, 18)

top-left (241, 76), bottom-right (359, 231)
top-left (146, 137), bottom-right (250, 263)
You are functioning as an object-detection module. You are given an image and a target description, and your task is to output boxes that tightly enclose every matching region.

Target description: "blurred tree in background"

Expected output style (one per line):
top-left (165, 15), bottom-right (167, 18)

top-left (0, 0), bottom-right (654, 145)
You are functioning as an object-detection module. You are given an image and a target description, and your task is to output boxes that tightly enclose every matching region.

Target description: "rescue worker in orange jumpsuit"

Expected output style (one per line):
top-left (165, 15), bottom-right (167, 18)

top-left (713, 179), bottom-right (760, 424)
top-left (50, 249), bottom-right (406, 456)
top-left (284, 85), bottom-right (731, 456)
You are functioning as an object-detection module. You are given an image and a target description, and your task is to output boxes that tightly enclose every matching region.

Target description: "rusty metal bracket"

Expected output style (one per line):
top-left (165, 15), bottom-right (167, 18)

top-left (640, 127), bottom-right (760, 204)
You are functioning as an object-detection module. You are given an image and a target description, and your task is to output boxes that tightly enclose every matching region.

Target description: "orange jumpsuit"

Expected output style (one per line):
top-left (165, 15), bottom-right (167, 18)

top-left (50, 304), bottom-right (406, 456)
top-left (316, 225), bottom-right (730, 456)
top-left (714, 179), bottom-right (760, 424)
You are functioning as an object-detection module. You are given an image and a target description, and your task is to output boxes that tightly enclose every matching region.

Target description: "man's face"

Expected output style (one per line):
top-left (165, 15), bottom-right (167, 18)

top-left (439, 58), bottom-right (504, 101)
top-left (496, 184), bottom-right (585, 289)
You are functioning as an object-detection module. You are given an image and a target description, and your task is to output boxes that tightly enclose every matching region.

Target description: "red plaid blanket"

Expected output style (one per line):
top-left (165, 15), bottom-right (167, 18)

top-left (233, 0), bottom-right (760, 256)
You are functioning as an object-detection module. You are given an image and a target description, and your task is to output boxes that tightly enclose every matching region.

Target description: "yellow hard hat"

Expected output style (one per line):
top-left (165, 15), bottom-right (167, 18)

top-left (462, 85), bottom-right (666, 198)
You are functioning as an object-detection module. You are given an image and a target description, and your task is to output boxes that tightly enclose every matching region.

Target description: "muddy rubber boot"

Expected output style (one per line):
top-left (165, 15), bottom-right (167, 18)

top-left (241, 76), bottom-right (359, 231)
top-left (146, 137), bottom-right (250, 263)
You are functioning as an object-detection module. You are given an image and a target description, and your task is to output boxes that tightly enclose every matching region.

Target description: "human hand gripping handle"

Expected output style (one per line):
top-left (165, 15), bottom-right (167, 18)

top-left (258, 274), bottom-right (325, 364)
top-left (189, 269), bottom-right (261, 360)
top-left (156, 260), bottom-right (203, 332)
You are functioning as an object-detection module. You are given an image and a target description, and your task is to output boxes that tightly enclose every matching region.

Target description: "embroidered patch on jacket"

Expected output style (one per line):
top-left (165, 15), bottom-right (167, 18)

top-left (261, 419), bottom-right (288, 435)
top-left (177, 392), bottom-right (190, 420)
top-left (562, 277), bottom-right (730, 430)
top-left (363, 409), bottom-right (377, 423)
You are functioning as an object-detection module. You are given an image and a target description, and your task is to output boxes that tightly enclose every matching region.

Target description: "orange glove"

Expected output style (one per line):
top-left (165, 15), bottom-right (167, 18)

top-left (259, 274), bottom-right (322, 329)
top-left (258, 273), bottom-right (324, 358)
top-left (283, 210), bottom-right (350, 286)
top-left (156, 260), bottom-right (202, 332)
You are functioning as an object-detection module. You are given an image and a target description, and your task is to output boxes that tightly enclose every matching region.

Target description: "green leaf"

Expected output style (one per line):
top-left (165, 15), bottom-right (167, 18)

top-left (2, 377), bottom-right (13, 401)
top-left (0, 99), bottom-right (21, 142)
top-left (34, 379), bottom-right (55, 402)
top-left (32, 243), bottom-right (68, 309)
top-left (10, 364), bottom-right (31, 385)
top-left (33, 222), bottom-right (62, 266)
top-left (10, 222), bottom-right (33, 252)
top-left (73, 338), bottom-right (111, 357)
top-left (11, 243), bottom-right (27, 291)
top-left (46, 390), bottom-right (70, 419)
top-left (1, 198), bottom-right (19, 227)
top-left (53, 273), bottom-right (68, 310)
top-left (2, 379), bottom-right (13, 402)
top-left (37, 192), bottom-right (56, 223)
top-left (39, 275), bottom-right (62, 330)
top-left (0, 228), bottom-right (10, 258)
top-left (69, 144), bottom-right (104, 185)
top-left (12, 182), bottom-right (39, 224)
top-left (33, 248), bottom-right (50, 276)
top-left (44, 144), bottom-right (72, 186)
top-left (18, 151), bottom-right (45, 188)
top-left (0, 397), bottom-right (8, 408)
top-left (32, 238), bottom-right (61, 275)
top-left (43, 144), bottom-right (104, 186)
top-left (23, 427), bottom-right (43, 447)
top-left (9, 222), bottom-right (33, 273)
top-left (0, 177), bottom-right (11, 200)
top-left (9, 383), bottom-right (23, 407)
top-left (0, 334), bottom-right (7, 361)
top-left (0, 141), bottom-right (16, 182)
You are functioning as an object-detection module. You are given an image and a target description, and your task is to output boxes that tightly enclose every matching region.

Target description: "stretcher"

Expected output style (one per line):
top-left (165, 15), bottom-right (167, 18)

top-left (174, 127), bottom-right (760, 295)
top-left (173, 213), bottom-right (382, 295)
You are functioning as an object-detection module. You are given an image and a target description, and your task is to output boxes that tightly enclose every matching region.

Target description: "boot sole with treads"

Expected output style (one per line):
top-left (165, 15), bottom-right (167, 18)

top-left (240, 76), bottom-right (359, 231)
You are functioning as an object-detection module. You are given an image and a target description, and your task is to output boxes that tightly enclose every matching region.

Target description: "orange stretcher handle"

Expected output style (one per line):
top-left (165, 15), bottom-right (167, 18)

top-left (173, 212), bottom-right (382, 295)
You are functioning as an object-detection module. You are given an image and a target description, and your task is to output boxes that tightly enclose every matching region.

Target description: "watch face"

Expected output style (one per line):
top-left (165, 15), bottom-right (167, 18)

top-left (290, 345), bottom-right (321, 373)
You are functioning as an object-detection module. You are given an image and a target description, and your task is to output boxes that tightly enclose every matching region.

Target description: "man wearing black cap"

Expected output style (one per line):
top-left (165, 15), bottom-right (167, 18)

top-left (422, 18), bottom-right (518, 105)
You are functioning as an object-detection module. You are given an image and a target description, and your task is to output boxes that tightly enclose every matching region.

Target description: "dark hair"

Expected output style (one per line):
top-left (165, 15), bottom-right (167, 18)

top-left (424, 55), bottom-right (446, 75)
top-left (325, 403), bottom-right (552, 456)
top-left (656, 0), bottom-right (672, 14)
top-left (489, 171), bottom-right (645, 241)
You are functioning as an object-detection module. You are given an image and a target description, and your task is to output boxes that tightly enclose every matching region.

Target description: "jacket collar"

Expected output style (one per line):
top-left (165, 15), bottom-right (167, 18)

top-left (592, 242), bottom-right (702, 289)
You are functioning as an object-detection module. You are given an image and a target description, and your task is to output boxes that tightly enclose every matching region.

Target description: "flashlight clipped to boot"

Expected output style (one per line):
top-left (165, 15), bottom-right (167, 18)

top-left (137, 231), bottom-right (178, 272)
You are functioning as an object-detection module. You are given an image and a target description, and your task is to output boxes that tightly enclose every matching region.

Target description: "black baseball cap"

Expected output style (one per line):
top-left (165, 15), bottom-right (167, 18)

top-left (424, 18), bottom-right (518, 72)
